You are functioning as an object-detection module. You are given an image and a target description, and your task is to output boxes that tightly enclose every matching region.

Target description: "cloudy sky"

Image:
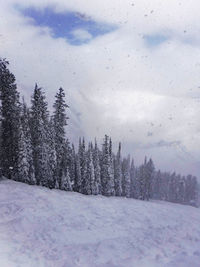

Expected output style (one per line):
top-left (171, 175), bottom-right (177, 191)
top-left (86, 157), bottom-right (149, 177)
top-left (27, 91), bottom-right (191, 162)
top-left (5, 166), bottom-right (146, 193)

top-left (0, 0), bottom-right (200, 177)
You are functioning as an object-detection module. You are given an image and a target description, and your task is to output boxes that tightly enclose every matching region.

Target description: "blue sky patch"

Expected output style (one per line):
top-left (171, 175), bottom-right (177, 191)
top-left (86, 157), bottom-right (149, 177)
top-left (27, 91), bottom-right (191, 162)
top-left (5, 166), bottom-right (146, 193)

top-left (18, 7), bottom-right (117, 45)
top-left (144, 34), bottom-right (169, 47)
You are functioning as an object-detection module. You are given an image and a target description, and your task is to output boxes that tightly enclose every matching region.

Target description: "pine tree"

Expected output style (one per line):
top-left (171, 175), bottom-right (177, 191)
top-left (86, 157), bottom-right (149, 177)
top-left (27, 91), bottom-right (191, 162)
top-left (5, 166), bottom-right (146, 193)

top-left (152, 170), bottom-right (162, 200)
top-left (132, 167), bottom-right (141, 199)
top-left (109, 138), bottom-right (115, 196)
top-left (17, 119), bottom-right (29, 182)
top-left (74, 153), bottom-right (81, 192)
top-left (0, 58), bottom-right (21, 179)
top-left (130, 158), bottom-right (135, 198)
top-left (53, 87), bottom-right (69, 188)
top-left (64, 139), bottom-right (73, 189)
top-left (137, 157), bottom-right (155, 201)
top-left (30, 84), bottom-right (52, 186)
top-left (138, 162), bottom-right (146, 200)
top-left (177, 176), bottom-right (185, 204)
top-left (185, 175), bottom-right (198, 206)
top-left (17, 101), bottom-right (36, 185)
top-left (192, 176), bottom-right (198, 207)
top-left (79, 137), bottom-right (87, 194)
top-left (69, 144), bottom-right (76, 190)
top-left (84, 144), bottom-right (93, 195)
top-left (145, 158), bottom-right (155, 200)
top-left (101, 135), bottom-right (115, 196)
top-left (169, 172), bottom-right (177, 202)
top-left (93, 139), bottom-right (101, 194)
top-left (90, 142), bottom-right (99, 195)
top-left (60, 167), bottom-right (72, 191)
top-left (47, 117), bottom-right (57, 188)
top-left (114, 142), bottom-right (122, 196)
top-left (122, 155), bottom-right (131, 198)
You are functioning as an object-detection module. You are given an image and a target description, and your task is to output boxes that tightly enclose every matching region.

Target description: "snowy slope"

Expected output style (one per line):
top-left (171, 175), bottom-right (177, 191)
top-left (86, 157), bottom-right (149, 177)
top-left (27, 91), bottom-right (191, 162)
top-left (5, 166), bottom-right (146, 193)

top-left (0, 179), bottom-right (200, 267)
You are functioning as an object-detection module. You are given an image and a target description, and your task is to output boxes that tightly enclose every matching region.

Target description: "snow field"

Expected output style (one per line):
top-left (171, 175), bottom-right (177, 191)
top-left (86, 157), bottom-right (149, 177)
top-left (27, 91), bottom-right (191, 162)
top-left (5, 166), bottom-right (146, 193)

top-left (0, 179), bottom-right (200, 267)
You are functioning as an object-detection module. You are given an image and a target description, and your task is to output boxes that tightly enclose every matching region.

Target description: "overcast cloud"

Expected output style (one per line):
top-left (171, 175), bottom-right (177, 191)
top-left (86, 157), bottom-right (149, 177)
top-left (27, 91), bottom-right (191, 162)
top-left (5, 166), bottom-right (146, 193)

top-left (0, 0), bottom-right (200, 177)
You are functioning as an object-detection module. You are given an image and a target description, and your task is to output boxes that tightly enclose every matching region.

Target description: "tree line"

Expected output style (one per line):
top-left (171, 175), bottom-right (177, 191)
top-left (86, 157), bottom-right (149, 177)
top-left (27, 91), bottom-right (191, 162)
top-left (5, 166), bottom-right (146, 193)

top-left (0, 58), bottom-right (198, 206)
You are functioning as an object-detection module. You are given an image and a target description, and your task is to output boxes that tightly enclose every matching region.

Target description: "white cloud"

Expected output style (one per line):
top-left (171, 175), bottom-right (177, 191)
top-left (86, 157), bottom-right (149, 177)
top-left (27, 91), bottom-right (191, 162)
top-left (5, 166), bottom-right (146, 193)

top-left (71, 29), bottom-right (92, 42)
top-left (0, 0), bottom-right (200, 176)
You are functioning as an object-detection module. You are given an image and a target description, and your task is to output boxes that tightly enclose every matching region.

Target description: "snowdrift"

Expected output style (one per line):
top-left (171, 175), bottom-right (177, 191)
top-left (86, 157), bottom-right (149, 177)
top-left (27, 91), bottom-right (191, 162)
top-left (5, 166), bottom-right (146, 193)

top-left (0, 179), bottom-right (200, 267)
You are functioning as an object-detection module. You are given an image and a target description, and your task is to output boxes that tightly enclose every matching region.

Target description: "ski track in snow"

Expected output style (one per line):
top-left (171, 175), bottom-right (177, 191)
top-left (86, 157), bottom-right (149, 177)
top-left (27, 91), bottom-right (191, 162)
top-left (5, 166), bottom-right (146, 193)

top-left (0, 179), bottom-right (200, 267)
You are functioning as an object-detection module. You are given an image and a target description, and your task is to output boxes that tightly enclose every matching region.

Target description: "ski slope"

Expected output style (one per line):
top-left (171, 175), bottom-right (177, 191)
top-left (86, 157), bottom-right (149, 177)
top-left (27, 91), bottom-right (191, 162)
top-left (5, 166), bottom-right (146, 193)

top-left (0, 179), bottom-right (200, 267)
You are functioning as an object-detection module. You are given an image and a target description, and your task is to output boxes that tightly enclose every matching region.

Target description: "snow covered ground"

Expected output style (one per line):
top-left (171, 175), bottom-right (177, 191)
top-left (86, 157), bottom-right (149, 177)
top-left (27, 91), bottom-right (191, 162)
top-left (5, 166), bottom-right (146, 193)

top-left (0, 179), bottom-right (200, 267)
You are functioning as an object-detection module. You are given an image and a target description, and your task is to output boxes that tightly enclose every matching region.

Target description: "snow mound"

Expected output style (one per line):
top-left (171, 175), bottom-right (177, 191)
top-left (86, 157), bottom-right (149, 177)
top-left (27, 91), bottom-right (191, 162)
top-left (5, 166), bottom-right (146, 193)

top-left (0, 179), bottom-right (200, 267)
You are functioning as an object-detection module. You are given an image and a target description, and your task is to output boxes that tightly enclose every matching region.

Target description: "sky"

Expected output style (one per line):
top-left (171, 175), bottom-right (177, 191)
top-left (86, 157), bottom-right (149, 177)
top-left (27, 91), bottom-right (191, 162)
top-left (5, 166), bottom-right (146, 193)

top-left (0, 0), bottom-right (200, 177)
